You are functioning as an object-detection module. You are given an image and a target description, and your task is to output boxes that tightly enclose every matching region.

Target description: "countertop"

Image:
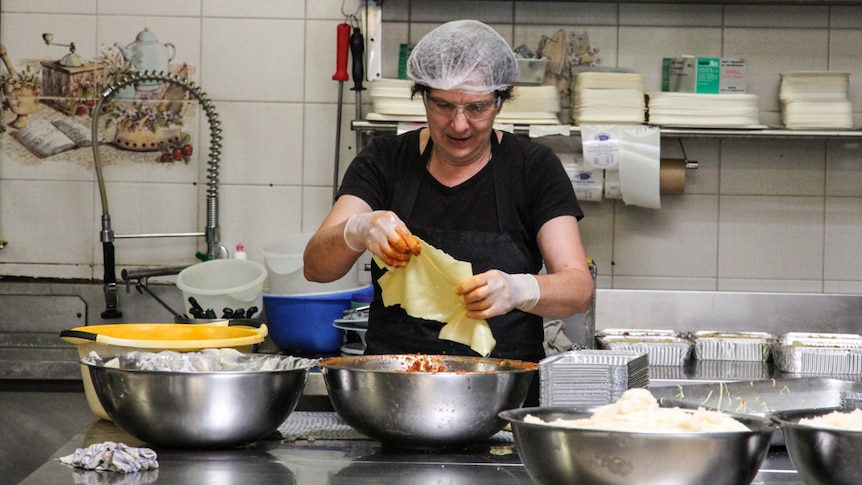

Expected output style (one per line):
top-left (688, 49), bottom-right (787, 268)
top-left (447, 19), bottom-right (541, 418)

top-left (18, 416), bottom-right (804, 485)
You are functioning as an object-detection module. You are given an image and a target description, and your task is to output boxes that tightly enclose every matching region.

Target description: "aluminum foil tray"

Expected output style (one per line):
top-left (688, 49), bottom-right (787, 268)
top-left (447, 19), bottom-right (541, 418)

top-left (596, 328), bottom-right (678, 338)
top-left (777, 332), bottom-right (862, 348)
top-left (689, 360), bottom-right (772, 381)
top-left (596, 335), bottom-right (693, 366)
top-left (773, 332), bottom-right (862, 374)
top-left (539, 350), bottom-right (649, 407)
top-left (691, 331), bottom-right (775, 362)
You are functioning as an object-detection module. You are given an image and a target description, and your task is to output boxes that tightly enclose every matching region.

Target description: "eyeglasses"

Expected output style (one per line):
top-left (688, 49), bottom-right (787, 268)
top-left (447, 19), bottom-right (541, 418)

top-left (422, 92), bottom-right (501, 120)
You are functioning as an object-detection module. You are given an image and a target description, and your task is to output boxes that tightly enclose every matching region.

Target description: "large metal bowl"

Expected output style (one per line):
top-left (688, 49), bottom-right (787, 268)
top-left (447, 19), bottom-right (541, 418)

top-left (318, 354), bottom-right (538, 450)
top-left (500, 406), bottom-right (776, 485)
top-left (774, 409), bottom-right (862, 485)
top-left (84, 353), bottom-right (312, 448)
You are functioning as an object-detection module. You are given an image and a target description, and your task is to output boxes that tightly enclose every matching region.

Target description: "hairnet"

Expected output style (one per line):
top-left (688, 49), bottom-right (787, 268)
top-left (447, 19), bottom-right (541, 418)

top-left (407, 20), bottom-right (518, 94)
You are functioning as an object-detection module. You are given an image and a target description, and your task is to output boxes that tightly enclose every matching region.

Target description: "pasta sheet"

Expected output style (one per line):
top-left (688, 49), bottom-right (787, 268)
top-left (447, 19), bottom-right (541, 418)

top-left (375, 238), bottom-right (496, 356)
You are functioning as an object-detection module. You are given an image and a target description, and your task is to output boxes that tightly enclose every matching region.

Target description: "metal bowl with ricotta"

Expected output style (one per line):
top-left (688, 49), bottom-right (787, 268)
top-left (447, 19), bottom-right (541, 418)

top-left (500, 406), bottom-right (775, 485)
top-left (84, 350), bottom-right (315, 448)
top-left (318, 354), bottom-right (538, 450)
top-left (774, 409), bottom-right (862, 485)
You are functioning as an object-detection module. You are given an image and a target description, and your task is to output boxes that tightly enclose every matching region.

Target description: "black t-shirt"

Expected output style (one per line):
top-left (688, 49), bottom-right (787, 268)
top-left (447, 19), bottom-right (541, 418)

top-left (338, 129), bottom-right (583, 267)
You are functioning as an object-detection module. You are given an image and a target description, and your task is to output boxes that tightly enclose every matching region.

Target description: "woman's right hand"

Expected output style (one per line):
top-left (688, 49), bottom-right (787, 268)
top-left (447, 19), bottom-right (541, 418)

top-left (343, 210), bottom-right (421, 267)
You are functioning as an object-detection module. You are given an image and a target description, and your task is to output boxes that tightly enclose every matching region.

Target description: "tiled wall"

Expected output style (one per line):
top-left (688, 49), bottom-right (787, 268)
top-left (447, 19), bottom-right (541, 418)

top-left (2, 0), bottom-right (862, 295)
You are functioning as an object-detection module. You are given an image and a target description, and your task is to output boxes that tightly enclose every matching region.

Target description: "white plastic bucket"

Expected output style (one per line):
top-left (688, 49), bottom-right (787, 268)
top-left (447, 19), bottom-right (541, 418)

top-left (262, 234), bottom-right (361, 295)
top-left (176, 259), bottom-right (267, 316)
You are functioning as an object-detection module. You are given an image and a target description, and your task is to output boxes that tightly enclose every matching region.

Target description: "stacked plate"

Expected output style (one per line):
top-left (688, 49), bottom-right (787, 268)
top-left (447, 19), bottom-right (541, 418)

top-left (572, 72), bottom-right (646, 124)
top-left (779, 72), bottom-right (853, 130)
top-left (646, 92), bottom-right (762, 128)
top-left (333, 310), bottom-right (368, 356)
top-left (365, 78), bottom-right (561, 124)
top-left (539, 349), bottom-right (649, 407)
top-left (367, 78), bottom-right (424, 121)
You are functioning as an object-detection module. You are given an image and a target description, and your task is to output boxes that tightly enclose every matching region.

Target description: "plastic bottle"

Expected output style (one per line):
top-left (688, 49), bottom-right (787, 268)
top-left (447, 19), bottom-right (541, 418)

top-left (234, 243), bottom-right (247, 260)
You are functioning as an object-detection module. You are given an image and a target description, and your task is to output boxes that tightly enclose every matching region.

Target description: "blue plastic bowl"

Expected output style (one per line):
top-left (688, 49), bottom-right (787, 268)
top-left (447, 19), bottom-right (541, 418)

top-left (263, 286), bottom-right (371, 354)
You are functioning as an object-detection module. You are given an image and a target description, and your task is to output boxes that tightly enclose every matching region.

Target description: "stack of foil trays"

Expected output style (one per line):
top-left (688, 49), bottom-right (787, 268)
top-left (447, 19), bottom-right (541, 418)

top-left (539, 349), bottom-right (649, 407)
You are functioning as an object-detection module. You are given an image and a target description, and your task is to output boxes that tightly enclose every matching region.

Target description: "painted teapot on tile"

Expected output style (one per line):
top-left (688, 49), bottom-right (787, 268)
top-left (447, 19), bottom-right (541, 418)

top-left (116, 28), bottom-right (175, 91)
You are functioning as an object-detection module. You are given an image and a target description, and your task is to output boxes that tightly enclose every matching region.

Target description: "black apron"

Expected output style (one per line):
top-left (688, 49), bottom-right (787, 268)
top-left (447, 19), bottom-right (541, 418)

top-left (364, 133), bottom-right (546, 363)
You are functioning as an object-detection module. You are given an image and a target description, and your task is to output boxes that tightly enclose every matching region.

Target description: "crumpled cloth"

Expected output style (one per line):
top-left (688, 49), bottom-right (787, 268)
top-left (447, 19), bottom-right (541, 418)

top-left (59, 441), bottom-right (158, 473)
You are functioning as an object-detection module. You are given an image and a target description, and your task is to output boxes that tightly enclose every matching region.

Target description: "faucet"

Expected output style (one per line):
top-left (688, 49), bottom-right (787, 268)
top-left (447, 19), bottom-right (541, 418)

top-left (91, 70), bottom-right (227, 319)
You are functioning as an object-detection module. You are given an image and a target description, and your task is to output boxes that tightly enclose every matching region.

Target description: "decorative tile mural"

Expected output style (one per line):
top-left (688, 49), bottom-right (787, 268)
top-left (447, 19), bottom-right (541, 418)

top-left (1, 28), bottom-right (198, 167)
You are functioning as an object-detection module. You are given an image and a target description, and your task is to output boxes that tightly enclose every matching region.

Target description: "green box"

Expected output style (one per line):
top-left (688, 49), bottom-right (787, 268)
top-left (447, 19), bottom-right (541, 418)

top-left (398, 44), bottom-right (413, 80)
top-left (662, 57), bottom-right (746, 94)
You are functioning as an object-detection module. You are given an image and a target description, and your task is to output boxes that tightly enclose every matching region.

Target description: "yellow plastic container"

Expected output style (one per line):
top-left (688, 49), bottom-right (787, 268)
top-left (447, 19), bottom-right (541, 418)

top-left (60, 323), bottom-right (268, 420)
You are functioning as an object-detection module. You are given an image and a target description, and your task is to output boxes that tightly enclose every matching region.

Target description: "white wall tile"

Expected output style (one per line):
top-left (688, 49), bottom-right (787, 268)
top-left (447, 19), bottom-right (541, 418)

top-left (620, 3), bottom-right (722, 27)
top-left (830, 6), bottom-right (862, 29)
top-left (719, 139), bottom-right (825, 196)
top-left (824, 197), bottom-right (862, 281)
top-left (1, 0), bottom-right (94, 14)
top-left (612, 276), bottom-right (718, 291)
top-left (218, 184), bottom-right (303, 262)
top-left (577, 199), bottom-right (614, 278)
top-left (302, 185), bottom-right (337, 233)
top-left (824, 280), bottom-right (862, 294)
top-left (382, 0), bottom-right (410, 22)
top-left (718, 195), bottom-right (823, 280)
top-left (201, 18), bottom-right (304, 102)
top-left (718, 278), bottom-right (823, 293)
top-left (306, 0), bottom-right (360, 20)
top-left (410, 1), bottom-right (514, 24)
top-left (515, 2), bottom-right (618, 25)
top-left (99, 0), bottom-right (201, 17)
top-left (216, 101), bottom-right (304, 186)
top-left (721, 140), bottom-right (826, 196)
top-left (613, 195), bottom-right (719, 278)
top-left (203, 0), bottom-right (304, 18)
top-left (0, 180), bottom-right (95, 264)
top-left (303, 102), bottom-right (356, 187)
top-left (826, 140), bottom-right (862, 197)
top-left (724, 5), bottom-right (828, 28)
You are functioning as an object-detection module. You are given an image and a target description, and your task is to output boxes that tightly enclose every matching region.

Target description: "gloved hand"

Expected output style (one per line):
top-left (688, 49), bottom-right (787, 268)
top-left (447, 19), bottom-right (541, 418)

top-left (343, 210), bottom-right (421, 267)
top-left (456, 270), bottom-right (540, 319)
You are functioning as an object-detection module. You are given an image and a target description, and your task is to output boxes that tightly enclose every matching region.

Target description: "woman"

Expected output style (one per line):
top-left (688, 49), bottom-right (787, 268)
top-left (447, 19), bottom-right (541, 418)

top-left (304, 20), bottom-right (593, 366)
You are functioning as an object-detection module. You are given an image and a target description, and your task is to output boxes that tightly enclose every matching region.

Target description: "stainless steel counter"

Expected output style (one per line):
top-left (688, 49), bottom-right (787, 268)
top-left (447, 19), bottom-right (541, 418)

top-left (18, 417), bottom-right (804, 485)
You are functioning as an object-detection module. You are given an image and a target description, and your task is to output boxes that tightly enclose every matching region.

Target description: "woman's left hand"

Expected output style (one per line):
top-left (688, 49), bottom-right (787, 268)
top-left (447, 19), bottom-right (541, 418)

top-left (456, 270), bottom-right (539, 319)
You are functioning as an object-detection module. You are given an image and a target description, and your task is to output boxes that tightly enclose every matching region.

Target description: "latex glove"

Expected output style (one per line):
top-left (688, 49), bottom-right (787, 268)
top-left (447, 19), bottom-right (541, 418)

top-left (343, 210), bottom-right (421, 267)
top-left (456, 270), bottom-right (540, 319)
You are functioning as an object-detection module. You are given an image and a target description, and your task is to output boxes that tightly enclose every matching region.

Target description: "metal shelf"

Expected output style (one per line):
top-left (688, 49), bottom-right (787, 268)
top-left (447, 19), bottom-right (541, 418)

top-left (352, 120), bottom-right (862, 140)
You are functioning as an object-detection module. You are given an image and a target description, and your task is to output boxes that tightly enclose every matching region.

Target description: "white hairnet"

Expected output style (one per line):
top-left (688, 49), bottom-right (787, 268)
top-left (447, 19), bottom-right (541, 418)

top-left (407, 20), bottom-right (518, 94)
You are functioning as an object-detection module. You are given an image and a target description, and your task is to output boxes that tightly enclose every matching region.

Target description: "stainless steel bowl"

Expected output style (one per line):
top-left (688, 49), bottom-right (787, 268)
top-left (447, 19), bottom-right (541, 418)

top-left (84, 354), bottom-right (312, 448)
top-left (500, 406), bottom-right (775, 485)
top-left (774, 410), bottom-right (862, 485)
top-left (318, 354), bottom-right (537, 449)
